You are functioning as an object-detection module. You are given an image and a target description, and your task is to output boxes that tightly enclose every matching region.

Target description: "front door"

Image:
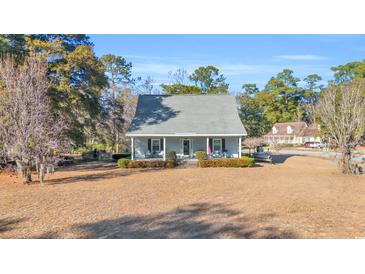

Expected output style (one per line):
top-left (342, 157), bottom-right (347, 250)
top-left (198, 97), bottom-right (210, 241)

top-left (183, 139), bottom-right (191, 156)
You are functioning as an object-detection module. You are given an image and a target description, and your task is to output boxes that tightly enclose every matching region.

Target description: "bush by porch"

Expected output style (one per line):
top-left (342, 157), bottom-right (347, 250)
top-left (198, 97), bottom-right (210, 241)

top-left (198, 157), bottom-right (254, 168)
top-left (118, 159), bottom-right (176, 168)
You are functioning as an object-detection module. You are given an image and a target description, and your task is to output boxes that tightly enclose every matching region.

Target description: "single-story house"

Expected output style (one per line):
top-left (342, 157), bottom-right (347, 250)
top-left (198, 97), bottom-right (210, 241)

top-left (263, 121), bottom-right (321, 145)
top-left (126, 95), bottom-right (247, 160)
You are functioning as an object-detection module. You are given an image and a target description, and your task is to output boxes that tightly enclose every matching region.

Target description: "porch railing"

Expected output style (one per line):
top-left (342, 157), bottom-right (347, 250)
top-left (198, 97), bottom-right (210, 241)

top-left (142, 150), bottom-right (236, 160)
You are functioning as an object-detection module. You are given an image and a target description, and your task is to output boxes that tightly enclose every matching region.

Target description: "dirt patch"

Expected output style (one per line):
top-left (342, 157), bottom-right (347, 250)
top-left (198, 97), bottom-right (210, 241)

top-left (0, 157), bottom-right (364, 239)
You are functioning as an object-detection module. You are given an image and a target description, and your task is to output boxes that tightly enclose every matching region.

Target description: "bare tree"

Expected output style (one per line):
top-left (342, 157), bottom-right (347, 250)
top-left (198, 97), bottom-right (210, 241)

top-left (0, 56), bottom-right (68, 184)
top-left (168, 68), bottom-right (188, 85)
top-left (119, 86), bottom-right (137, 151)
top-left (100, 84), bottom-right (137, 152)
top-left (243, 137), bottom-right (265, 154)
top-left (316, 80), bottom-right (365, 174)
top-left (243, 137), bottom-right (265, 148)
top-left (138, 76), bottom-right (156, 94)
top-left (98, 84), bottom-right (125, 153)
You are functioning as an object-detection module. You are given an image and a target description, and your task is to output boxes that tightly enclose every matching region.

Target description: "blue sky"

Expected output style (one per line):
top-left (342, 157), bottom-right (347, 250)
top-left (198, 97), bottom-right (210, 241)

top-left (89, 35), bottom-right (365, 93)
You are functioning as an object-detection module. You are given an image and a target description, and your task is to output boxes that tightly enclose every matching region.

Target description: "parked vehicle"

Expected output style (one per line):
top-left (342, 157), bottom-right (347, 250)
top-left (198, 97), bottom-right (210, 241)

top-left (252, 146), bottom-right (272, 163)
top-left (304, 142), bottom-right (322, 148)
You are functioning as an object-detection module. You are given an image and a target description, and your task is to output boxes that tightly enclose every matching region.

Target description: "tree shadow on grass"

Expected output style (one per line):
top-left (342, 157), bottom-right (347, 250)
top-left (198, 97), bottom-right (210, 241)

top-left (0, 218), bottom-right (27, 235)
top-left (45, 168), bottom-right (166, 185)
top-left (58, 160), bottom-right (117, 172)
top-left (38, 203), bottom-right (296, 239)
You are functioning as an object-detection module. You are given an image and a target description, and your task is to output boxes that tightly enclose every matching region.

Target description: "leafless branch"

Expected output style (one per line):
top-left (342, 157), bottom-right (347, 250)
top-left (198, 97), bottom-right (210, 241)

top-left (316, 81), bottom-right (365, 174)
top-left (0, 56), bottom-right (69, 183)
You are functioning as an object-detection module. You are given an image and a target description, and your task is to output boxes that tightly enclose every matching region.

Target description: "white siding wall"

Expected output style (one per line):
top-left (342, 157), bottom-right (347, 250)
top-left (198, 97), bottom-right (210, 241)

top-left (133, 136), bottom-right (241, 159)
top-left (192, 137), bottom-right (206, 152)
top-left (134, 137), bottom-right (149, 159)
top-left (168, 137), bottom-right (207, 157)
top-left (166, 137), bottom-right (182, 156)
top-left (224, 136), bottom-right (239, 157)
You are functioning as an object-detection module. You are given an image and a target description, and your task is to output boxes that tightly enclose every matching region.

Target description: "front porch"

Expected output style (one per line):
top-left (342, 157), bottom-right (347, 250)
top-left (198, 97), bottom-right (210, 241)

top-left (130, 136), bottom-right (243, 160)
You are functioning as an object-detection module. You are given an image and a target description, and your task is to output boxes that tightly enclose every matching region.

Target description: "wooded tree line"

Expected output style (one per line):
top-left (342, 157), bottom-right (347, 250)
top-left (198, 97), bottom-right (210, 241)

top-left (238, 70), bottom-right (323, 137)
top-left (239, 61), bottom-right (365, 138)
top-left (0, 35), bottom-right (233, 154)
top-left (1, 34), bottom-right (365, 177)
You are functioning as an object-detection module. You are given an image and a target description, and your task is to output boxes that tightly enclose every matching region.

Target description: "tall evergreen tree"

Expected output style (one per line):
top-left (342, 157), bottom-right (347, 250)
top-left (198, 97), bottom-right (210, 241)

top-left (331, 60), bottom-right (365, 83)
top-left (100, 54), bottom-right (133, 152)
top-left (0, 34), bottom-right (108, 146)
top-left (189, 66), bottom-right (229, 94)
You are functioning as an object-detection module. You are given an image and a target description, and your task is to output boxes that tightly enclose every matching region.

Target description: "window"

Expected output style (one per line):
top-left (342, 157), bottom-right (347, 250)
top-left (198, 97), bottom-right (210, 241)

top-left (213, 138), bottom-right (222, 152)
top-left (287, 126), bottom-right (293, 134)
top-left (272, 127), bottom-right (277, 134)
top-left (151, 139), bottom-right (160, 154)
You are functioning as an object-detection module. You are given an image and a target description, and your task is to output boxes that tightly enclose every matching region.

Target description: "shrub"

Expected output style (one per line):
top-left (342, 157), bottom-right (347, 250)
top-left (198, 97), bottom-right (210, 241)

top-left (240, 156), bottom-right (255, 167)
top-left (127, 160), bottom-right (176, 168)
top-left (198, 157), bottom-right (254, 168)
top-left (117, 158), bottom-right (130, 168)
top-left (195, 151), bottom-right (208, 160)
top-left (165, 160), bottom-right (176, 168)
top-left (166, 151), bottom-right (177, 161)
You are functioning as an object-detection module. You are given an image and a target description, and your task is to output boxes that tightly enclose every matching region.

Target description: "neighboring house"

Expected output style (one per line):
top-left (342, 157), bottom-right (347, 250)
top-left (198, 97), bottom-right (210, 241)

top-left (263, 121), bottom-right (321, 145)
top-left (126, 95), bottom-right (247, 160)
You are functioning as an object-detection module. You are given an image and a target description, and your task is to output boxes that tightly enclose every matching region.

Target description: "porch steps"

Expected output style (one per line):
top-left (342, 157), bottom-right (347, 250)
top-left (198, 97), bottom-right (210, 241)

top-left (178, 160), bottom-right (198, 168)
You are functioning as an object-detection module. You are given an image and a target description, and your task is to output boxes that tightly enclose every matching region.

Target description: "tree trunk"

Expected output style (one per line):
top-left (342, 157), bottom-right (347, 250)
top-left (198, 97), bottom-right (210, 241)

top-left (116, 131), bottom-right (119, 153)
top-left (25, 167), bottom-right (32, 183)
top-left (16, 160), bottom-right (32, 184)
top-left (341, 149), bottom-right (353, 174)
top-left (39, 163), bottom-right (45, 185)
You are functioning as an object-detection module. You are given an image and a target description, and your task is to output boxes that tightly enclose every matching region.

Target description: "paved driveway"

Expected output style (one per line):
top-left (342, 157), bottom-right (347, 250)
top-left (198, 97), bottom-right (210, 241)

top-left (278, 149), bottom-right (340, 158)
top-left (278, 149), bottom-right (365, 164)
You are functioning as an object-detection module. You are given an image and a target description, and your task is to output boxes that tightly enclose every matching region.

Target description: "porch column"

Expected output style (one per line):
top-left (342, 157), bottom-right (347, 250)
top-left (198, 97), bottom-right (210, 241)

top-left (163, 137), bottom-right (166, 161)
top-left (238, 137), bottom-right (242, 158)
top-left (131, 137), bottom-right (134, 160)
top-left (206, 137), bottom-right (209, 155)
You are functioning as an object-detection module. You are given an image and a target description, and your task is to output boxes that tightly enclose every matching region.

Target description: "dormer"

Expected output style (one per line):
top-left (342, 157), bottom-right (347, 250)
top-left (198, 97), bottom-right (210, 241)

top-left (272, 126), bottom-right (278, 134)
top-left (287, 126), bottom-right (293, 134)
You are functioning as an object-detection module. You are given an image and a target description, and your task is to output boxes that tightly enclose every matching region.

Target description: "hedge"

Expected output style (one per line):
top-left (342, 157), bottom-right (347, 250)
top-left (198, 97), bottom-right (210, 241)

top-left (195, 151), bottom-right (208, 160)
top-left (126, 160), bottom-right (176, 168)
top-left (117, 158), bottom-right (130, 168)
top-left (166, 151), bottom-right (177, 161)
top-left (198, 157), bottom-right (254, 168)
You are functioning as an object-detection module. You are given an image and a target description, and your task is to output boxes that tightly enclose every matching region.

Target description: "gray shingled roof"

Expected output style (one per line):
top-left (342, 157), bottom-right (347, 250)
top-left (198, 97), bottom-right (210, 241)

top-left (127, 95), bottom-right (247, 136)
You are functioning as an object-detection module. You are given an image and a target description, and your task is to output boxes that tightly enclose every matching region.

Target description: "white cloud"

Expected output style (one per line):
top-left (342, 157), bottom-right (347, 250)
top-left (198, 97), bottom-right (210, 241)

top-left (276, 54), bottom-right (327, 61)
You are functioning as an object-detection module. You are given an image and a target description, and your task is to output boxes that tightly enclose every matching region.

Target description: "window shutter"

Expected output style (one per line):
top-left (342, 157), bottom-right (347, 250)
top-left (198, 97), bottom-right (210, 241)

top-left (148, 139), bottom-right (151, 152)
top-left (209, 138), bottom-right (213, 152)
top-left (222, 138), bottom-right (226, 152)
top-left (160, 139), bottom-right (163, 151)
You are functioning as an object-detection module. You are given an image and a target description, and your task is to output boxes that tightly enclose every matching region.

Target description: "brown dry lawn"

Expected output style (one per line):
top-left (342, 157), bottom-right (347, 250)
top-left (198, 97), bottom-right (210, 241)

top-left (0, 155), bottom-right (364, 239)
